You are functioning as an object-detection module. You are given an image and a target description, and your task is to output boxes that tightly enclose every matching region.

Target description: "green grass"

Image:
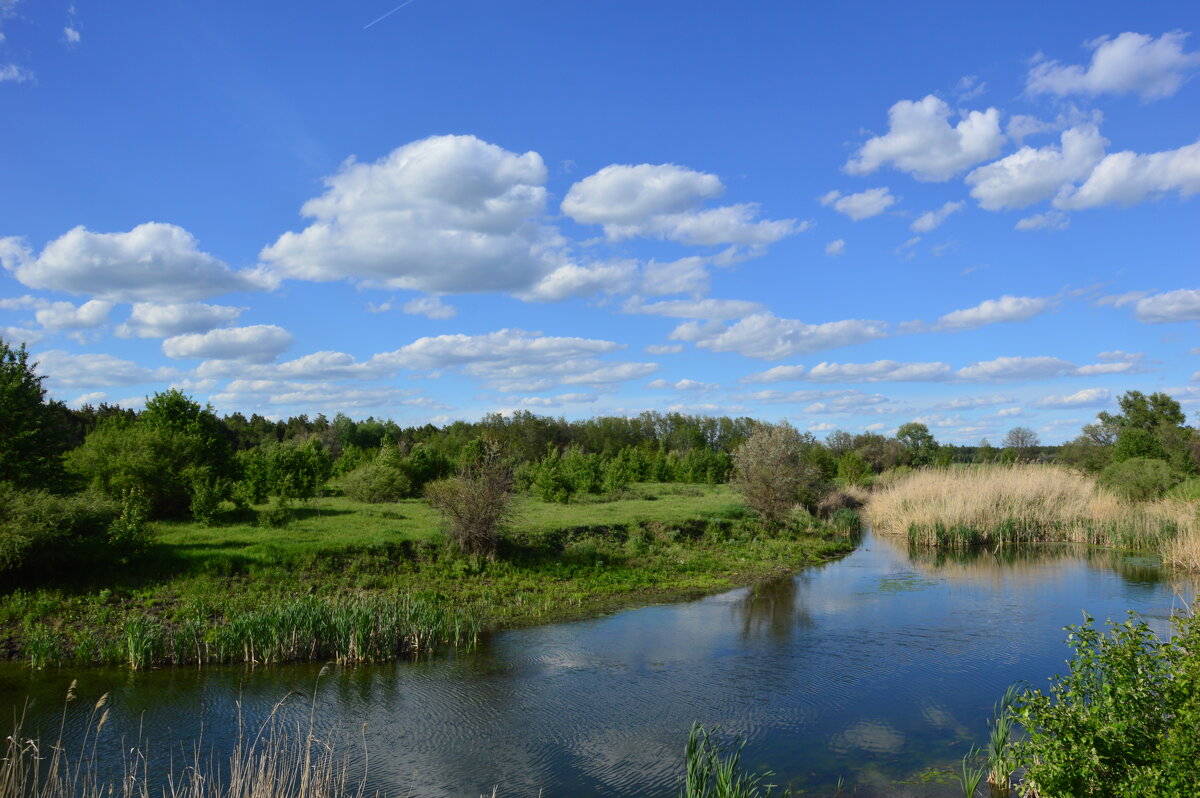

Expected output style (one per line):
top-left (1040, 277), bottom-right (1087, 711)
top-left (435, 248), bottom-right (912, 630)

top-left (0, 484), bottom-right (853, 669)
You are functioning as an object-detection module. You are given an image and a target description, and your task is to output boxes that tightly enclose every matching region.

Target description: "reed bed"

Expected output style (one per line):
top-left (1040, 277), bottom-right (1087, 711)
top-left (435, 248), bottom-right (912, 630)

top-left (1, 685), bottom-right (371, 798)
top-left (865, 465), bottom-right (1200, 562)
top-left (20, 593), bottom-right (479, 670)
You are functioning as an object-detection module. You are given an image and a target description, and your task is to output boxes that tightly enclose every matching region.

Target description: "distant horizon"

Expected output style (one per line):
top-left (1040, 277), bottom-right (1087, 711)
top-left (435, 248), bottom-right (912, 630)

top-left (2, 2), bottom-right (1197, 444)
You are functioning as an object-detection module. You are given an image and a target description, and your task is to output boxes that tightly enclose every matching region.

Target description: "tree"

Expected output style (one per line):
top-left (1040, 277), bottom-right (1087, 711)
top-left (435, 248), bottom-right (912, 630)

top-left (426, 438), bottom-right (515, 557)
top-left (1002, 427), bottom-right (1040, 461)
top-left (896, 422), bottom-right (939, 467)
top-left (1099, 391), bottom-right (1186, 432)
top-left (730, 423), bottom-right (825, 528)
top-left (0, 338), bottom-right (67, 488)
top-left (976, 438), bottom-right (997, 464)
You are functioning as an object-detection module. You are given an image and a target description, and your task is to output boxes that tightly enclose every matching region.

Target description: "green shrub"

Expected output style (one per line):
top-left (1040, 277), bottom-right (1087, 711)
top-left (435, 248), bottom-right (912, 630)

top-left (1166, 476), bottom-right (1200, 502)
top-left (0, 483), bottom-right (118, 574)
top-left (1010, 613), bottom-right (1200, 797)
top-left (188, 475), bottom-right (227, 525)
top-left (1112, 427), bottom-right (1170, 463)
top-left (836, 452), bottom-right (871, 486)
top-left (426, 439), bottom-right (514, 557)
top-left (1098, 457), bottom-right (1183, 501)
top-left (257, 494), bottom-right (292, 528)
top-left (339, 462), bottom-right (412, 503)
top-left (108, 487), bottom-right (154, 553)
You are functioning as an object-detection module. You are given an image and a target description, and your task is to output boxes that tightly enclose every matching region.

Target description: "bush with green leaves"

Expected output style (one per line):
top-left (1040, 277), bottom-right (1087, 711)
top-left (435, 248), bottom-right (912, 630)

top-left (0, 338), bottom-right (70, 489)
top-left (338, 462), bottom-right (413, 503)
top-left (426, 439), bottom-right (515, 557)
top-left (1098, 457), bottom-right (1184, 501)
top-left (1008, 612), bottom-right (1200, 797)
top-left (836, 451), bottom-right (871, 486)
top-left (730, 422), bottom-right (828, 528)
top-left (531, 447), bottom-right (573, 503)
top-left (0, 482), bottom-right (119, 575)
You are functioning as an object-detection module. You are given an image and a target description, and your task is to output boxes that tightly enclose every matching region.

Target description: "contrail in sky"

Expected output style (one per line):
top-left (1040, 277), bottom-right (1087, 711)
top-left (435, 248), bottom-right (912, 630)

top-left (363, 0), bottom-right (419, 29)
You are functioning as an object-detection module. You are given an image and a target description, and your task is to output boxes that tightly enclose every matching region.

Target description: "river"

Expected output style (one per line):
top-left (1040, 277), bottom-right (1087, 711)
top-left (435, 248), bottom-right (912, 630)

top-left (2, 530), bottom-right (1194, 796)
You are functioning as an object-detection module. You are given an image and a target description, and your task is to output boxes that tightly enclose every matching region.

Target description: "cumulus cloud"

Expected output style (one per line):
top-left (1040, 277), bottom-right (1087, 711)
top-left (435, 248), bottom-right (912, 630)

top-left (35, 299), bottom-right (113, 330)
top-left (162, 325), bottom-right (293, 363)
top-left (0, 64), bottom-right (32, 82)
top-left (33, 350), bottom-right (175, 390)
top-left (640, 257), bottom-right (710, 297)
top-left (845, 95), bottom-right (1005, 181)
top-left (1005, 106), bottom-right (1103, 145)
top-left (0, 223), bottom-right (270, 302)
top-left (624, 297), bottom-right (765, 320)
top-left (260, 135), bottom-right (560, 294)
top-left (965, 125), bottom-right (1107, 210)
top-left (400, 296), bottom-right (457, 319)
top-left (513, 393), bottom-right (598, 408)
top-left (210, 380), bottom-right (438, 413)
top-left (825, 238), bottom-right (846, 257)
top-left (933, 295), bottom-right (1052, 331)
top-left (645, 344), bottom-right (683, 355)
top-left (742, 360), bottom-right (953, 384)
top-left (63, 26), bottom-right (80, 44)
top-left (646, 378), bottom-right (716, 391)
top-left (910, 201), bottom-right (964, 232)
top-left (1131, 288), bottom-right (1200, 323)
top-left (670, 312), bottom-right (888, 360)
top-left (955, 356), bottom-right (1078, 382)
top-left (1026, 31), bottom-right (1200, 101)
top-left (1034, 388), bottom-right (1112, 408)
top-left (743, 388), bottom-right (891, 414)
top-left (1054, 138), bottom-right (1200, 210)
top-left (562, 163), bottom-right (799, 246)
top-left (932, 394), bottom-right (1015, 411)
top-left (1015, 211), bottom-right (1070, 231)
top-left (1, 325), bottom-right (42, 345)
top-left (519, 260), bottom-right (636, 302)
top-left (116, 302), bottom-right (245, 338)
top-left (819, 188), bottom-right (898, 220)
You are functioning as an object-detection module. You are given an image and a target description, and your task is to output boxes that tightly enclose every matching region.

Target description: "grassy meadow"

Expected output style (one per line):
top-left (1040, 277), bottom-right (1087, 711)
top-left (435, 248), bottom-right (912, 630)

top-left (0, 483), bottom-right (855, 669)
top-left (865, 464), bottom-right (1200, 567)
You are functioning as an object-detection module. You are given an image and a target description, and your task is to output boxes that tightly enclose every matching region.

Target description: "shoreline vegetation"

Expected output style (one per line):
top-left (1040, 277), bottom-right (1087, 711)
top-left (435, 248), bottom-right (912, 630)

top-left (864, 464), bottom-right (1200, 569)
top-left (1, 484), bottom-right (856, 670)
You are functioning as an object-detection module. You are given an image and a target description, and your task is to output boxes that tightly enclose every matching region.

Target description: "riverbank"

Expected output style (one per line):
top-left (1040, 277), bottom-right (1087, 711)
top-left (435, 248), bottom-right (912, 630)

top-left (0, 483), bottom-right (855, 669)
top-left (864, 465), bottom-right (1200, 567)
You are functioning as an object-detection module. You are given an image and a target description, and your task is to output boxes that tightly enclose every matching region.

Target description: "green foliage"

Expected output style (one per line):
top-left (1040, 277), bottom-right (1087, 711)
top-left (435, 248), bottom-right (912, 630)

top-left (189, 475), bottom-right (227, 525)
top-left (1011, 613), bottom-right (1200, 797)
top-left (836, 452), bottom-right (870, 486)
top-left (532, 447), bottom-right (573, 503)
top-left (562, 446), bottom-right (603, 494)
top-left (0, 338), bottom-right (68, 489)
top-left (257, 494), bottom-right (293, 528)
top-left (338, 462), bottom-right (412, 503)
top-left (1098, 457), bottom-right (1184, 501)
top-left (107, 487), bottom-right (154, 553)
top-left (0, 482), bottom-right (118, 574)
top-left (975, 438), bottom-right (997, 464)
top-left (603, 448), bottom-right (640, 492)
top-left (897, 422), bottom-right (939, 467)
top-left (680, 724), bottom-right (776, 798)
top-left (731, 423), bottom-right (828, 528)
top-left (426, 439), bottom-right (515, 557)
top-left (1112, 427), bottom-right (1169, 463)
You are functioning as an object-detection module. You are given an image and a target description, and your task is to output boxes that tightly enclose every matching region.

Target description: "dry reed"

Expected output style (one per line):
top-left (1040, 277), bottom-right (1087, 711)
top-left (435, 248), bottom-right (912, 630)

top-left (865, 465), bottom-right (1200, 565)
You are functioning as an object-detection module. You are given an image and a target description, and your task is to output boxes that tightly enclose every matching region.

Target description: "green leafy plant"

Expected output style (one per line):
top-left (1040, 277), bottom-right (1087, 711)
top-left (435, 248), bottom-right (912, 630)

top-left (680, 724), bottom-right (776, 798)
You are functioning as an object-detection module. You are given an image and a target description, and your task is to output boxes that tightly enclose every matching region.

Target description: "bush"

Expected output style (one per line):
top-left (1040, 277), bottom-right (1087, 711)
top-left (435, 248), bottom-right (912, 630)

top-left (730, 423), bottom-right (827, 528)
top-left (339, 462), bottom-right (412, 503)
top-left (836, 452), bottom-right (871, 486)
top-left (257, 494), bottom-right (292, 528)
top-left (108, 487), bottom-right (154, 554)
top-left (425, 439), bottom-right (515, 557)
top-left (1112, 427), bottom-right (1169, 463)
top-left (1098, 457), bottom-right (1183, 501)
top-left (1010, 613), bottom-right (1200, 797)
top-left (0, 483), bottom-right (119, 574)
top-left (188, 475), bottom-right (227, 525)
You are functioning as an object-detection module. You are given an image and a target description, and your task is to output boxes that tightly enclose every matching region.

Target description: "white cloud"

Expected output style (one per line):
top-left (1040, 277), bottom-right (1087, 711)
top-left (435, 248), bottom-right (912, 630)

top-left (934, 295), bottom-right (1052, 331)
top-left (624, 297), bottom-right (765, 320)
top-left (824, 238), bottom-right (846, 257)
top-left (646, 378), bottom-right (715, 391)
top-left (0, 64), bottom-right (32, 82)
top-left (559, 362), bottom-right (659, 385)
top-left (965, 125), bottom-right (1107, 210)
top-left (955, 356), bottom-right (1078, 382)
top-left (562, 163), bottom-right (798, 246)
top-left (162, 325), bottom-right (294, 363)
top-left (1, 326), bottom-right (42, 345)
top-left (116, 302), bottom-right (245, 338)
top-left (1132, 288), bottom-right (1200, 323)
top-left (845, 95), bottom-right (1005, 181)
top-left (519, 260), bottom-right (636, 302)
top-left (68, 392), bottom-right (108, 408)
top-left (63, 26), bottom-right (80, 43)
top-left (210, 380), bottom-right (438, 413)
top-left (1054, 139), bottom-right (1200, 210)
top-left (820, 188), bottom-right (897, 220)
top-left (1027, 31), bottom-right (1200, 101)
top-left (910, 201), bottom-right (964, 232)
top-left (1005, 106), bottom-right (1103, 145)
top-left (955, 75), bottom-right (987, 101)
top-left (933, 394), bottom-right (1015, 410)
top-left (640, 256), bottom-right (710, 297)
top-left (33, 350), bottom-right (175, 390)
top-left (1015, 211), bottom-right (1070, 231)
top-left (0, 223), bottom-right (270, 302)
top-left (401, 296), bottom-right (457, 319)
top-left (671, 312), bottom-right (888, 360)
top-left (35, 299), bottom-right (113, 330)
top-left (514, 393), bottom-right (598, 408)
top-left (744, 388), bottom-right (889, 412)
top-left (0, 294), bottom-right (44, 310)
top-left (645, 344), bottom-right (683, 355)
top-left (260, 135), bottom-right (560, 294)
top-left (742, 360), bottom-right (953, 384)
top-left (1034, 388), bottom-right (1112, 408)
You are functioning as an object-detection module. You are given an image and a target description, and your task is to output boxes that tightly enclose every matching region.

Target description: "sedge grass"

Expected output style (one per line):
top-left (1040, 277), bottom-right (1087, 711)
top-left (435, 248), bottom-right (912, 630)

top-left (865, 465), bottom-right (1200, 563)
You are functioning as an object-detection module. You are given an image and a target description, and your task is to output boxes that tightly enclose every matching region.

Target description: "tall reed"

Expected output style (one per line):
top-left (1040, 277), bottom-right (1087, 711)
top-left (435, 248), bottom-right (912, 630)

top-left (20, 593), bottom-right (479, 670)
top-left (865, 465), bottom-right (1199, 560)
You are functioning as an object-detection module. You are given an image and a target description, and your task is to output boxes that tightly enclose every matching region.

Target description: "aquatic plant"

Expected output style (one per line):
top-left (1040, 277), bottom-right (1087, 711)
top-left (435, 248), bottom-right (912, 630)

top-left (680, 723), bottom-right (777, 798)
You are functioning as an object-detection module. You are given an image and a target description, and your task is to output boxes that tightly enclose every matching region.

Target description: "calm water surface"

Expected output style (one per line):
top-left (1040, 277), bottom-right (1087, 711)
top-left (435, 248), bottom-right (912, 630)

top-left (3, 531), bottom-right (1195, 797)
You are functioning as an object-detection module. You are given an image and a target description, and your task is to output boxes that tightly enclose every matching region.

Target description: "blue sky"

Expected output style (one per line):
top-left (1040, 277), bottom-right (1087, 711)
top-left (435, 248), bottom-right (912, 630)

top-left (1, 1), bottom-right (1198, 443)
